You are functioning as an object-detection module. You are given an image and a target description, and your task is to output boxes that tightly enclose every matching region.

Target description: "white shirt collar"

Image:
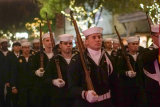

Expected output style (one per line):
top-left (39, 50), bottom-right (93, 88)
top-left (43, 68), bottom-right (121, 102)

top-left (87, 48), bottom-right (101, 65)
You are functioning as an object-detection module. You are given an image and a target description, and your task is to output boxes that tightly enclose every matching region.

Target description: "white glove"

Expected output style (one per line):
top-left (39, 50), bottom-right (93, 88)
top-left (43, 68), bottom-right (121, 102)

top-left (86, 90), bottom-right (98, 103)
top-left (126, 70), bottom-right (136, 78)
top-left (52, 79), bottom-right (65, 88)
top-left (35, 68), bottom-right (45, 77)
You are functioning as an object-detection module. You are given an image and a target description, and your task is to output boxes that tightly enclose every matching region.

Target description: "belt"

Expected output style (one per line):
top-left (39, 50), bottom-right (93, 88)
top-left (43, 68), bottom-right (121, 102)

top-left (98, 91), bottom-right (111, 102)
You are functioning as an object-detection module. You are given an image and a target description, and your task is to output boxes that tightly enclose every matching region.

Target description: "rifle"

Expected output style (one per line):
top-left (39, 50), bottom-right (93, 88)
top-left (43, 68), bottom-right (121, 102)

top-left (70, 10), bottom-right (94, 90)
top-left (114, 26), bottom-right (134, 72)
top-left (146, 12), bottom-right (153, 34)
top-left (45, 12), bottom-right (63, 79)
top-left (39, 23), bottom-right (44, 70)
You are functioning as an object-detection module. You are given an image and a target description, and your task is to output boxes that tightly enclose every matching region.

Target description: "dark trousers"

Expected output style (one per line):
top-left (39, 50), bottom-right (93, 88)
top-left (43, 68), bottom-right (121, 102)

top-left (74, 98), bottom-right (114, 107)
top-left (6, 87), bottom-right (18, 107)
top-left (146, 92), bottom-right (160, 107)
top-left (51, 98), bottom-right (75, 107)
top-left (0, 82), bottom-right (5, 107)
top-left (122, 87), bottom-right (146, 107)
top-left (5, 87), bottom-right (11, 107)
top-left (34, 86), bottom-right (51, 107)
top-left (18, 86), bottom-right (35, 107)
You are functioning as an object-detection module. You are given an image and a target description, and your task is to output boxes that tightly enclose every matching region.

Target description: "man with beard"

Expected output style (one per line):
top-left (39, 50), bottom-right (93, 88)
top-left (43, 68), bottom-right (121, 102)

top-left (32, 39), bottom-right (40, 53)
top-left (32, 33), bottom-right (54, 107)
top-left (117, 36), bottom-right (146, 107)
top-left (44, 34), bottom-right (75, 107)
top-left (10, 41), bottom-right (36, 107)
top-left (103, 38), bottom-right (113, 55)
top-left (139, 24), bottom-right (160, 107)
top-left (68, 27), bottom-right (122, 107)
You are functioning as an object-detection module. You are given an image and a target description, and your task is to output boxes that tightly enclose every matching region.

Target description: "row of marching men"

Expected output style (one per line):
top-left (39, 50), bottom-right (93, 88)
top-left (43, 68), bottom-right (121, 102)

top-left (0, 23), bottom-right (159, 107)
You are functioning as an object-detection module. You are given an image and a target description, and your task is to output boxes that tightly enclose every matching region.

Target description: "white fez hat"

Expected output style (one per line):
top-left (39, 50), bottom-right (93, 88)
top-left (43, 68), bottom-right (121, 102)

top-left (20, 39), bottom-right (28, 43)
top-left (103, 38), bottom-right (113, 42)
top-left (0, 38), bottom-right (8, 43)
top-left (58, 34), bottom-right (74, 41)
top-left (32, 39), bottom-right (39, 43)
top-left (126, 36), bottom-right (139, 43)
top-left (151, 24), bottom-right (159, 33)
top-left (21, 41), bottom-right (31, 47)
top-left (82, 27), bottom-right (103, 36)
top-left (113, 39), bottom-right (119, 43)
top-left (42, 33), bottom-right (50, 40)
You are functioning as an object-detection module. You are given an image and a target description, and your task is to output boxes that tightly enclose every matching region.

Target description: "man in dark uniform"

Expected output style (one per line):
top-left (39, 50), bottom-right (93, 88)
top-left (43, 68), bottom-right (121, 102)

top-left (0, 49), bottom-right (5, 107)
top-left (117, 36), bottom-right (146, 107)
top-left (10, 41), bottom-right (35, 107)
top-left (5, 41), bottom-right (21, 107)
top-left (103, 38), bottom-right (113, 55)
top-left (68, 27), bottom-right (122, 107)
top-left (32, 33), bottom-right (53, 107)
top-left (32, 39), bottom-right (40, 53)
top-left (44, 34), bottom-right (75, 107)
top-left (138, 24), bottom-right (160, 107)
top-left (111, 38), bottom-right (120, 62)
top-left (0, 38), bottom-right (13, 107)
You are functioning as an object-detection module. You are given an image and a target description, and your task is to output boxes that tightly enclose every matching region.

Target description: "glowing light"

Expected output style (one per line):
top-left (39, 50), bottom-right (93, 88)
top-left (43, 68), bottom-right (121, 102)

top-left (140, 0), bottom-right (160, 24)
top-left (61, 0), bottom-right (103, 30)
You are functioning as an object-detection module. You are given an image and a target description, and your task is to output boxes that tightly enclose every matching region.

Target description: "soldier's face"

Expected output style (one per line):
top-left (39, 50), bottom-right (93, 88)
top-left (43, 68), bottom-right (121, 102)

top-left (33, 43), bottom-right (40, 49)
top-left (128, 41), bottom-right (139, 52)
top-left (13, 45), bottom-right (21, 52)
top-left (59, 41), bottom-right (73, 54)
top-left (1, 42), bottom-right (8, 49)
top-left (104, 41), bottom-right (112, 49)
top-left (85, 33), bottom-right (102, 51)
top-left (22, 46), bottom-right (30, 54)
top-left (43, 37), bottom-right (52, 48)
top-left (113, 43), bottom-right (119, 50)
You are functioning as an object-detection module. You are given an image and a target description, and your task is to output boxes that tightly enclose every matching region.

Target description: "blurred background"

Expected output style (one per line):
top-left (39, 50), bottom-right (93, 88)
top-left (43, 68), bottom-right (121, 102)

top-left (0, 0), bottom-right (160, 49)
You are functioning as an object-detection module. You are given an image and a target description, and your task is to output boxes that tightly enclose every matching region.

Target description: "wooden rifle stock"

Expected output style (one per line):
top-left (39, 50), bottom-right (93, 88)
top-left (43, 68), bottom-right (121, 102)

top-left (114, 26), bottom-right (134, 72)
top-left (45, 13), bottom-right (63, 79)
top-left (45, 13), bottom-right (55, 48)
top-left (70, 10), bottom-right (94, 90)
top-left (40, 23), bottom-right (44, 69)
top-left (146, 12), bottom-right (152, 34)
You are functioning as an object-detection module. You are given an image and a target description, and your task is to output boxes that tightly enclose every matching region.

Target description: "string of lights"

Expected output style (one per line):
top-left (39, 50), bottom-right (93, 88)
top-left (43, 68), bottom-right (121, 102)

top-left (140, 0), bottom-right (160, 24)
top-left (61, 0), bottom-right (103, 31)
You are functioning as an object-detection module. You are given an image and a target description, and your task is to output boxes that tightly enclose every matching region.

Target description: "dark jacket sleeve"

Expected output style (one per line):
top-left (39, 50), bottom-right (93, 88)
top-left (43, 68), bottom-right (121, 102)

top-left (67, 55), bottom-right (85, 98)
top-left (5, 57), bottom-right (10, 83)
top-left (44, 57), bottom-right (57, 86)
top-left (138, 48), bottom-right (158, 64)
top-left (117, 55), bottom-right (128, 77)
top-left (10, 58), bottom-right (18, 88)
top-left (108, 57), bottom-right (123, 107)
